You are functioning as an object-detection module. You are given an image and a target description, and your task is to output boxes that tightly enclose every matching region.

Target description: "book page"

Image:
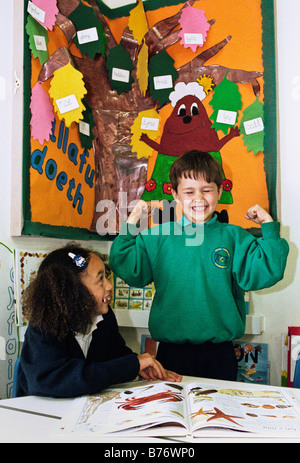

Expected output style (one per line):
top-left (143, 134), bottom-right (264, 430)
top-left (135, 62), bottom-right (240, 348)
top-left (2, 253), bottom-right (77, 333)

top-left (185, 382), bottom-right (300, 436)
top-left (61, 382), bottom-right (188, 437)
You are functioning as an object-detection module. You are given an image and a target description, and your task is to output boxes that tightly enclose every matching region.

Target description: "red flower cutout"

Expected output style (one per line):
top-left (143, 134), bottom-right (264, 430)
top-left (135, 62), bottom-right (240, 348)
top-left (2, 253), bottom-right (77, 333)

top-left (222, 179), bottom-right (233, 191)
top-left (145, 179), bottom-right (157, 192)
top-left (163, 182), bottom-right (173, 195)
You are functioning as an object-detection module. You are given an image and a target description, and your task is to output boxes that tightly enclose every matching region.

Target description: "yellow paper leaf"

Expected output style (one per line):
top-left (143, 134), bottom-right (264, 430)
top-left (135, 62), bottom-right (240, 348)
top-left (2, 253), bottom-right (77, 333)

top-left (131, 108), bottom-right (161, 159)
top-left (128, 0), bottom-right (148, 45)
top-left (136, 41), bottom-right (149, 96)
top-left (49, 62), bottom-right (87, 127)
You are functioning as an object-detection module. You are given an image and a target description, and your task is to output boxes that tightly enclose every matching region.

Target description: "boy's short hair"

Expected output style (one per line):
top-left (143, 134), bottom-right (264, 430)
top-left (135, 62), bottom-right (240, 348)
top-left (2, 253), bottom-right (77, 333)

top-left (169, 150), bottom-right (223, 192)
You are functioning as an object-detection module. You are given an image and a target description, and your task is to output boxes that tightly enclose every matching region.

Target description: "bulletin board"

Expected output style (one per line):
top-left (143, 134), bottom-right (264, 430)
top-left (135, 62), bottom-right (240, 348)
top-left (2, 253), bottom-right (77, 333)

top-left (20, 0), bottom-right (277, 239)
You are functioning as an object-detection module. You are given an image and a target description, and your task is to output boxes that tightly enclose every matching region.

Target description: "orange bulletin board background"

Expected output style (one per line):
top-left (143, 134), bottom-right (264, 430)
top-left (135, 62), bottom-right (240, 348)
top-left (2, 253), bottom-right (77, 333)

top-left (22, 0), bottom-right (277, 239)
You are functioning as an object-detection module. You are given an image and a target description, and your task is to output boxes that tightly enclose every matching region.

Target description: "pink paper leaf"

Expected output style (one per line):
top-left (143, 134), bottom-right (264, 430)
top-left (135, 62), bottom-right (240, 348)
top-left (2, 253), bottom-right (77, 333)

top-left (30, 0), bottom-right (59, 31)
top-left (30, 82), bottom-right (55, 145)
top-left (178, 3), bottom-right (211, 52)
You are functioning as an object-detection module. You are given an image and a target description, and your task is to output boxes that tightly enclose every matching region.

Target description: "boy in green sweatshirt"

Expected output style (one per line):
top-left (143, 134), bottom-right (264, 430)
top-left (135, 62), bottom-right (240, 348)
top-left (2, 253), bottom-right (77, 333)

top-left (109, 150), bottom-right (289, 381)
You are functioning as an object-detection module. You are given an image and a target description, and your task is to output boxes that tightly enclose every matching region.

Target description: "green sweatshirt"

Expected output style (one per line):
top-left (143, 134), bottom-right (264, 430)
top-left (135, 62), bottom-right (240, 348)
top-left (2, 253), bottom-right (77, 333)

top-left (109, 215), bottom-right (289, 344)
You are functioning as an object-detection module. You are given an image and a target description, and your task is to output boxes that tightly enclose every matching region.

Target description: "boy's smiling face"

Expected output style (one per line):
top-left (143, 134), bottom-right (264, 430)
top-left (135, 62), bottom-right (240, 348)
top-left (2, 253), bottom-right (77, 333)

top-left (172, 175), bottom-right (222, 224)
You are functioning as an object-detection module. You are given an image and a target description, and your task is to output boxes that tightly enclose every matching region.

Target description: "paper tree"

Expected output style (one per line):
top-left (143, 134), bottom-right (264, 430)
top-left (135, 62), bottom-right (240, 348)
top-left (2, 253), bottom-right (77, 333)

top-left (37, 0), bottom-right (264, 232)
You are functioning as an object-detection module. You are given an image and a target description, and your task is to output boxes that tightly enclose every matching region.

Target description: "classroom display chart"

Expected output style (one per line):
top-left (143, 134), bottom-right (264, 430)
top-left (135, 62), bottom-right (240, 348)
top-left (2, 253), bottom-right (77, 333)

top-left (0, 244), bottom-right (19, 399)
top-left (14, 250), bottom-right (48, 327)
top-left (235, 342), bottom-right (269, 385)
top-left (21, 0), bottom-right (277, 239)
top-left (113, 275), bottom-right (153, 311)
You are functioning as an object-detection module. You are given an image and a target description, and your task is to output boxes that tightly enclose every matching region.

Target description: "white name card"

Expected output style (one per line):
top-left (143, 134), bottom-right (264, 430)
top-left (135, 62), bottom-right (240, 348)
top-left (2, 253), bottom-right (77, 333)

top-left (56, 95), bottom-right (80, 115)
top-left (140, 117), bottom-right (160, 131)
top-left (77, 27), bottom-right (99, 45)
top-left (112, 68), bottom-right (130, 83)
top-left (34, 35), bottom-right (47, 51)
top-left (27, 1), bottom-right (46, 24)
top-left (216, 109), bottom-right (237, 126)
top-left (153, 75), bottom-right (173, 90)
top-left (184, 33), bottom-right (204, 46)
top-left (79, 121), bottom-right (90, 137)
top-left (243, 117), bottom-right (264, 135)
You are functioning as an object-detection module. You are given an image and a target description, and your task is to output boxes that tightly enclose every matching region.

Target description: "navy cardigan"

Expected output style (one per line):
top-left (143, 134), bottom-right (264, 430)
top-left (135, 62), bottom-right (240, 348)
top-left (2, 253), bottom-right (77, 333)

top-left (17, 308), bottom-right (140, 398)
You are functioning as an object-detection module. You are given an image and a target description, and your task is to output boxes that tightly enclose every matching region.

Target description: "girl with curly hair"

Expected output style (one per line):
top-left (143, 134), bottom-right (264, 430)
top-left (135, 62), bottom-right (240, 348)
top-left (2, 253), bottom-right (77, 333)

top-left (16, 244), bottom-right (181, 398)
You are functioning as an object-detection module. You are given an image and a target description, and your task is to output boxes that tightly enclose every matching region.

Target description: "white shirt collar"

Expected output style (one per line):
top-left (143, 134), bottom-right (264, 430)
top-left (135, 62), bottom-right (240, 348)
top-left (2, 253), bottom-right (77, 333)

top-left (75, 314), bottom-right (104, 357)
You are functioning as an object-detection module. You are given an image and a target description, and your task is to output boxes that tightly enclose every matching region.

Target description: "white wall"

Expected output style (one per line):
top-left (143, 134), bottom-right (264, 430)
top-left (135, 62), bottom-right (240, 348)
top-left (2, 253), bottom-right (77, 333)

top-left (247, 0), bottom-right (300, 385)
top-left (235, 0), bottom-right (300, 385)
top-left (0, 0), bottom-right (299, 387)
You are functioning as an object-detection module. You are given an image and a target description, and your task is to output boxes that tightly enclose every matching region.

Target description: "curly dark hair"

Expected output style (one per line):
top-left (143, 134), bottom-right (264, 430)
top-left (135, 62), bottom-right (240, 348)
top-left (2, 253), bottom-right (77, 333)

top-left (22, 243), bottom-right (107, 341)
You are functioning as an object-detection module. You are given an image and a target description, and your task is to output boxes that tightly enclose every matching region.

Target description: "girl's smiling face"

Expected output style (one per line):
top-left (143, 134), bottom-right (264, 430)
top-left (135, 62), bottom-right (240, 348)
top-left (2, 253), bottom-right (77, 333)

top-left (172, 175), bottom-right (222, 224)
top-left (80, 253), bottom-right (112, 315)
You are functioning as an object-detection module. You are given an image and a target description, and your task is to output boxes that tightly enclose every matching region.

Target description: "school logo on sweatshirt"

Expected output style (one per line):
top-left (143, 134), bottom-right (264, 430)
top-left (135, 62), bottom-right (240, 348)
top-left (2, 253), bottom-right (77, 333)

top-left (211, 248), bottom-right (231, 269)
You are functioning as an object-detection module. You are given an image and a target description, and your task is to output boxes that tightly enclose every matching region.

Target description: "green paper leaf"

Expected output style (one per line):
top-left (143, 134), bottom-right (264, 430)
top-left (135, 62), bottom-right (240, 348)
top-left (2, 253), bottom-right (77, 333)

top-left (239, 98), bottom-right (264, 155)
top-left (25, 14), bottom-right (49, 66)
top-left (78, 100), bottom-right (96, 150)
top-left (106, 44), bottom-right (134, 94)
top-left (148, 49), bottom-right (178, 106)
top-left (69, 2), bottom-right (107, 59)
top-left (209, 74), bottom-right (242, 134)
top-left (210, 151), bottom-right (233, 204)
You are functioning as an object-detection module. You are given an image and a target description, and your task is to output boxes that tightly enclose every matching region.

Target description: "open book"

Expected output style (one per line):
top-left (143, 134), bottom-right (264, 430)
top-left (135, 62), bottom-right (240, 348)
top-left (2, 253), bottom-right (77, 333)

top-left (60, 380), bottom-right (300, 437)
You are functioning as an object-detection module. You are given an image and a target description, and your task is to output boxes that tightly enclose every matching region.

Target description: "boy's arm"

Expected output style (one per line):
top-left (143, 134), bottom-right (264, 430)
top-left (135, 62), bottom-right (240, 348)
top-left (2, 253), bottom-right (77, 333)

top-left (127, 200), bottom-right (153, 225)
top-left (244, 204), bottom-right (273, 224)
top-left (109, 200), bottom-right (154, 288)
top-left (233, 205), bottom-right (289, 290)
